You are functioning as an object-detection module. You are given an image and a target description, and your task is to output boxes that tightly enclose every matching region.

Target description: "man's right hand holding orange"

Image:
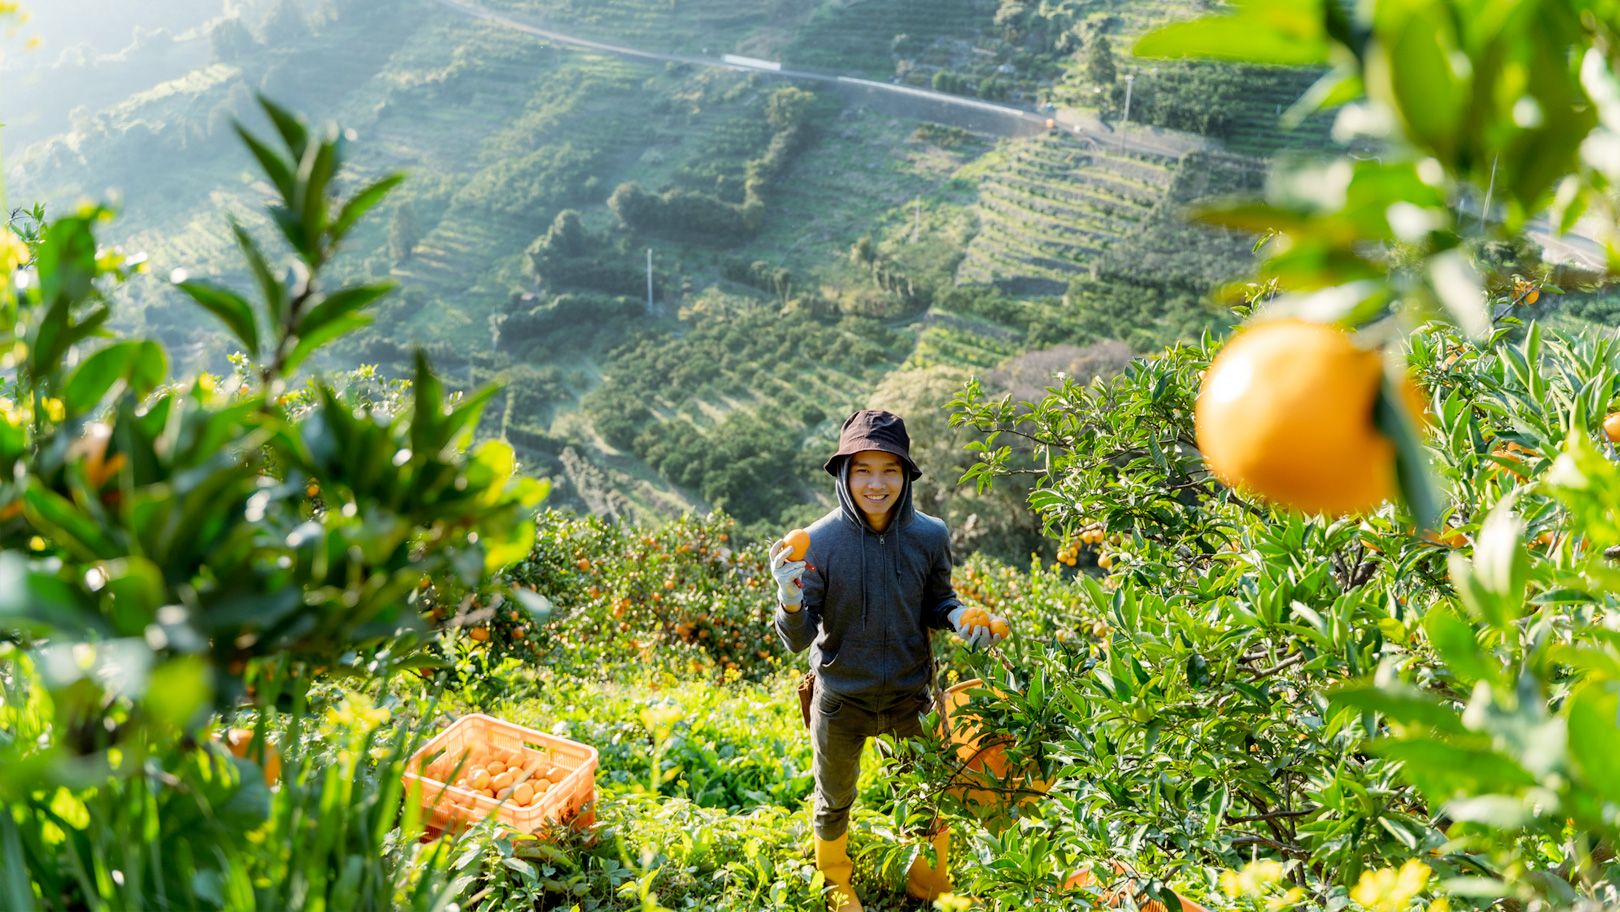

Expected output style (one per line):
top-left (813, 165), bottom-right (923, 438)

top-left (769, 537), bottom-right (808, 612)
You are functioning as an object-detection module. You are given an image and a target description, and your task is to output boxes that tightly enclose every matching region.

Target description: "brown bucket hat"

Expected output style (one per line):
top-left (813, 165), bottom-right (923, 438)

top-left (823, 409), bottom-right (922, 480)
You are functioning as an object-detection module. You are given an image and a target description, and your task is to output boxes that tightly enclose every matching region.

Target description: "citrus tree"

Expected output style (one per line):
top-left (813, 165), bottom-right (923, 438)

top-left (912, 0), bottom-right (1620, 909)
top-left (0, 95), bottom-right (546, 909)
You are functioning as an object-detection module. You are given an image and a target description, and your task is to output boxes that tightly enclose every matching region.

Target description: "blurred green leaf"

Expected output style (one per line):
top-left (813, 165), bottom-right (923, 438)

top-left (330, 174), bottom-right (406, 244)
top-left (176, 281), bottom-right (260, 357)
top-left (1469, 498), bottom-right (1529, 630)
top-left (231, 220), bottom-right (288, 331)
top-left (512, 587), bottom-right (554, 625)
top-left (233, 126), bottom-right (295, 202)
top-left (22, 485), bottom-right (120, 561)
top-left (1134, 0), bottom-right (1329, 65)
top-left (258, 94), bottom-right (310, 162)
top-left (1371, 6), bottom-right (1463, 157)
top-left (298, 283), bottom-right (392, 343)
top-left (64, 340), bottom-right (167, 417)
top-left (282, 313), bottom-right (371, 377)
top-left (1374, 378), bottom-right (1440, 532)
top-left (146, 657), bottom-right (212, 729)
top-left (1424, 604), bottom-right (1497, 685)
top-left (1567, 682), bottom-right (1620, 804)
top-left (35, 212), bottom-right (99, 310)
top-left (1329, 684), bottom-right (1466, 734)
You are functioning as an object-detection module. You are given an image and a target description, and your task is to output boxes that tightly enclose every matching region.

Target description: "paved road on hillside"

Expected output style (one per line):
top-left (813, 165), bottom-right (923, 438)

top-left (434, 0), bottom-right (1206, 158)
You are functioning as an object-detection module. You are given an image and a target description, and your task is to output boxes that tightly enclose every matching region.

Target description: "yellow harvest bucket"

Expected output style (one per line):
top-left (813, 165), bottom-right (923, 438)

top-left (939, 678), bottom-right (1052, 833)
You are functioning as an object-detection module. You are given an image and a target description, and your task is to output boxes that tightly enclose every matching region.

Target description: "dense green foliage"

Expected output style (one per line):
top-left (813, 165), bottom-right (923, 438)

top-left (0, 96), bottom-right (544, 909)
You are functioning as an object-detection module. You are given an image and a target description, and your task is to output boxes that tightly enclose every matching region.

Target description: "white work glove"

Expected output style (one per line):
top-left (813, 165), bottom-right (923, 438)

top-left (948, 606), bottom-right (1008, 650)
top-left (768, 538), bottom-right (807, 606)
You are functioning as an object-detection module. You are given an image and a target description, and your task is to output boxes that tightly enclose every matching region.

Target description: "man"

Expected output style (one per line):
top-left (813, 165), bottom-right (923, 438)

top-left (770, 409), bottom-right (1009, 911)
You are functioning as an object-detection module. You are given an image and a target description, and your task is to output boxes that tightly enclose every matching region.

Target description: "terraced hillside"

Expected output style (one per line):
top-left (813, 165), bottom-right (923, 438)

top-left (956, 130), bottom-right (1176, 295)
top-left (5, 0), bottom-right (1298, 540)
top-left (1218, 65), bottom-right (1334, 158)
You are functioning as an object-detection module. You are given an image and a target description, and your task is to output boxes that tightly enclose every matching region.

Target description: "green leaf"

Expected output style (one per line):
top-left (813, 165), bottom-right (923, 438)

top-left (484, 521), bottom-right (537, 576)
top-left (282, 313), bottom-right (371, 376)
top-left (234, 125), bottom-right (295, 201)
top-left (1471, 497), bottom-right (1529, 629)
top-left (512, 587), bottom-right (553, 624)
top-left (36, 213), bottom-right (99, 309)
top-left (1329, 684), bottom-right (1466, 734)
top-left (1373, 377), bottom-right (1439, 532)
top-left (1376, 739), bottom-right (1536, 797)
top-left (1443, 794), bottom-right (1532, 829)
top-left (176, 280), bottom-right (260, 356)
top-left (1133, 0), bottom-right (1329, 65)
top-left (146, 656), bottom-right (212, 728)
top-left (444, 383), bottom-right (502, 451)
top-left (1284, 64), bottom-right (1362, 128)
top-left (1567, 681), bottom-right (1620, 804)
top-left (331, 173), bottom-right (406, 244)
top-left (1423, 605), bottom-right (1497, 684)
top-left (0, 815), bottom-right (34, 912)
top-left (299, 282), bottom-right (393, 341)
top-left (22, 485), bottom-right (121, 561)
top-left (410, 350), bottom-right (447, 457)
top-left (64, 340), bottom-right (168, 417)
top-left (257, 93), bottom-right (310, 162)
top-left (1448, 553), bottom-right (1502, 630)
top-left (231, 220), bottom-right (289, 330)
top-left (296, 135), bottom-right (339, 244)
top-left (1371, 6), bottom-right (1463, 156)
top-left (1426, 250), bottom-right (1491, 340)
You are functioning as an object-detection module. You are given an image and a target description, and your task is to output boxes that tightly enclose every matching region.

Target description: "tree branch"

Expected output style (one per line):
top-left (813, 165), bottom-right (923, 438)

top-left (1226, 807), bottom-right (1316, 823)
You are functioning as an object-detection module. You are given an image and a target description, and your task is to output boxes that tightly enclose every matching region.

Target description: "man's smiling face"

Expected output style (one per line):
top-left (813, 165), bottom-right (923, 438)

top-left (849, 449), bottom-right (903, 528)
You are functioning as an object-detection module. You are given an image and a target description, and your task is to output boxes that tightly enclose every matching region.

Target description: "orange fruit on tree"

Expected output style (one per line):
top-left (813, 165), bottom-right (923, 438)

top-left (223, 728), bottom-right (282, 786)
top-left (1604, 412), bottom-right (1620, 442)
top-left (469, 627), bottom-right (489, 642)
top-left (1422, 528), bottom-right (1467, 548)
top-left (783, 528), bottom-right (811, 561)
top-left (1196, 319), bottom-right (1419, 517)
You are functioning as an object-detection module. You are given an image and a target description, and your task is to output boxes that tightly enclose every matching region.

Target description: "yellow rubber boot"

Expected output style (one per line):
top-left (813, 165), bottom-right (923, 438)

top-left (814, 833), bottom-right (862, 912)
top-left (905, 825), bottom-right (952, 900)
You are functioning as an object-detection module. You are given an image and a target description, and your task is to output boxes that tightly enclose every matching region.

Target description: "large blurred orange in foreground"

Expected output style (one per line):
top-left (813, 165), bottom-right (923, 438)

top-left (1196, 319), bottom-right (1402, 517)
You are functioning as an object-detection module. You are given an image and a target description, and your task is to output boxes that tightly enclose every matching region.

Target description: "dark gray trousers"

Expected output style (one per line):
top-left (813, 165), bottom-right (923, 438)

top-left (810, 687), bottom-right (931, 840)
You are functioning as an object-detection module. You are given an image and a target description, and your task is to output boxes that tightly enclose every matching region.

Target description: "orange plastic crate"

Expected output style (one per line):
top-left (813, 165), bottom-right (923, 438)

top-left (403, 713), bottom-right (598, 836)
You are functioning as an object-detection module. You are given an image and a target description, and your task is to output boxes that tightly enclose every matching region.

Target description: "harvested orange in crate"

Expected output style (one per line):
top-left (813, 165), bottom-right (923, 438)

top-left (404, 713), bottom-right (598, 837)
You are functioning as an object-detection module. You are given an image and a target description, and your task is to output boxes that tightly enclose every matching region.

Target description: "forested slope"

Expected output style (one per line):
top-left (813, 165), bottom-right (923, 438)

top-left (3, 0), bottom-right (1441, 556)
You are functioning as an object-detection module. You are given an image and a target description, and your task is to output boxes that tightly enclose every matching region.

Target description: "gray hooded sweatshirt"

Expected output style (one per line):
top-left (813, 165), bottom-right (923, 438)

top-left (774, 459), bottom-right (963, 712)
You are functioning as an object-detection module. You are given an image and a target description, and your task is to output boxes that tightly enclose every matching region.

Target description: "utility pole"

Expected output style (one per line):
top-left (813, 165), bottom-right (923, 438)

top-left (646, 248), bottom-right (653, 316)
top-left (1118, 73), bottom-right (1134, 156)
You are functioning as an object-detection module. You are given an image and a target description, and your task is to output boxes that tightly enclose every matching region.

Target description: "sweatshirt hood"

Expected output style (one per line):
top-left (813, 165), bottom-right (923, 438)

top-left (838, 456), bottom-right (915, 629)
